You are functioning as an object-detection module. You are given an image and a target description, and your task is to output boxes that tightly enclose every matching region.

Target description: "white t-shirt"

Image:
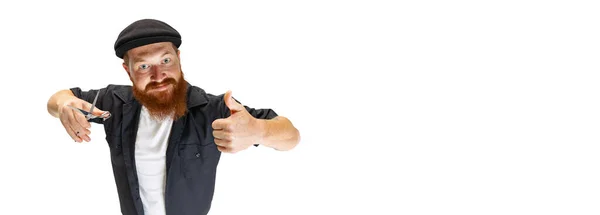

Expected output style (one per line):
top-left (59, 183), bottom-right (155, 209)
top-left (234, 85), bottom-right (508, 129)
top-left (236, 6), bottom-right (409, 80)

top-left (134, 106), bottom-right (174, 215)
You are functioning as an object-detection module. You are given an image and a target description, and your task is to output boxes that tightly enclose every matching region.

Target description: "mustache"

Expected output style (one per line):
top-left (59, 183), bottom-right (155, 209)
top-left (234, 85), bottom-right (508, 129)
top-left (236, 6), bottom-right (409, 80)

top-left (145, 78), bottom-right (177, 91)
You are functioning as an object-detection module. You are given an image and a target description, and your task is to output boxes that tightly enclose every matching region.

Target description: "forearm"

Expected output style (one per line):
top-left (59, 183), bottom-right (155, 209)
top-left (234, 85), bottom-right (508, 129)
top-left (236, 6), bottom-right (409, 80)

top-left (47, 89), bottom-right (76, 118)
top-left (257, 116), bottom-right (300, 151)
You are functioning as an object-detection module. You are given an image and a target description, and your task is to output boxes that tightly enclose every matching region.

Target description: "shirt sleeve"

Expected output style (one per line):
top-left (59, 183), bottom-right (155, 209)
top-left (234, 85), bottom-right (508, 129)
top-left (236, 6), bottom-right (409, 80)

top-left (243, 104), bottom-right (279, 120)
top-left (69, 87), bottom-right (110, 124)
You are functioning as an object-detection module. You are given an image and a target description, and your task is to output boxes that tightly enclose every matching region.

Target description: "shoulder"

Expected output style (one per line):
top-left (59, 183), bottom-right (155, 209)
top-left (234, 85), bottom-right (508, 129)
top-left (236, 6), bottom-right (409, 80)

top-left (106, 84), bottom-right (133, 102)
top-left (187, 85), bottom-right (228, 117)
top-left (187, 85), bottom-right (225, 103)
top-left (70, 84), bottom-right (132, 101)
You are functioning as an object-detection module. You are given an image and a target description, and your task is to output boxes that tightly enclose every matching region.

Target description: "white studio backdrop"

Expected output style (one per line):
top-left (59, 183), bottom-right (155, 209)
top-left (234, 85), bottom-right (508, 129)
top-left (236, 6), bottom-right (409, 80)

top-left (1, 0), bottom-right (599, 214)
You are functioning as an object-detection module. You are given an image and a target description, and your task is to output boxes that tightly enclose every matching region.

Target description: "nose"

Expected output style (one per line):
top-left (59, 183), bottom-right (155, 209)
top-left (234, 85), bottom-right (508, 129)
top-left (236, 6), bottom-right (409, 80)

top-left (149, 64), bottom-right (167, 81)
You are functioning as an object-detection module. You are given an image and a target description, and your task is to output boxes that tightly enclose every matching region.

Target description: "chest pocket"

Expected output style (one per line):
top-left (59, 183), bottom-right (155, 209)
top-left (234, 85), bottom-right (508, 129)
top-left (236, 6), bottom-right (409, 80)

top-left (176, 110), bottom-right (221, 178)
top-left (179, 143), bottom-right (219, 179)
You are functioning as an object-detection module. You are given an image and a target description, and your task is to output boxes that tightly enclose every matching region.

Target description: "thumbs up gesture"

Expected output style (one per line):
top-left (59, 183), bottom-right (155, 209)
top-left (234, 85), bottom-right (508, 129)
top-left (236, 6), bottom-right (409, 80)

top-left (211, 90), bottom-right (263, 153)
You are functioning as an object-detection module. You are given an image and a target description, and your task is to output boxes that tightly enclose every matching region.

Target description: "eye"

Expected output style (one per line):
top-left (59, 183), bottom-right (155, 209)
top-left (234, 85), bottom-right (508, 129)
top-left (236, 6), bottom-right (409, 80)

top-left (139, 64), bottom-right (150, 70)
top-left (162, 58), bottom-right (171, 64)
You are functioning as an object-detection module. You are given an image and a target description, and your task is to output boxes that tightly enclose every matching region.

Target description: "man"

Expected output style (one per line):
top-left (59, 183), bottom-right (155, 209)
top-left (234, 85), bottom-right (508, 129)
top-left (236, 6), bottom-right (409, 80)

top-left (46, 19), bottom-right (300, 215)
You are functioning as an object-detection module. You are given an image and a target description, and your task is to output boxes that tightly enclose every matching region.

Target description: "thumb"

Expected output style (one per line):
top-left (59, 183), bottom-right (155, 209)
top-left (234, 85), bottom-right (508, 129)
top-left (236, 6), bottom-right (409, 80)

top-left (224, 90), bottom-right (244, 113)
top-left (92, 108), bottom-right (107, 116)
top-left (81, 100), bottom-right (106, 116)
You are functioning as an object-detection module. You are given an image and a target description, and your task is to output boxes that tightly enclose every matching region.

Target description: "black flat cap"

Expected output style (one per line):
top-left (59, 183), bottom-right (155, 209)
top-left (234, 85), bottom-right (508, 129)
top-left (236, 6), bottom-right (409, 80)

top-left (114, 19), bottom-right (182, 59)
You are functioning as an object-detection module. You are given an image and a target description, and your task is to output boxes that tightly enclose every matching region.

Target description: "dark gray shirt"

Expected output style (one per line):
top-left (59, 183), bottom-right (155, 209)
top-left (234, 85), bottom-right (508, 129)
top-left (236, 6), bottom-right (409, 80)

top-left (70, 82), bottom-right (278, 215)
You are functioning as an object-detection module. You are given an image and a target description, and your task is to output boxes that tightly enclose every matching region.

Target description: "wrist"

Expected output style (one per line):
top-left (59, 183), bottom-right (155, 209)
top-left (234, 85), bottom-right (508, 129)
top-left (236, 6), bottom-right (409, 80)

top-left (255, 119), bottom-right (268, 144)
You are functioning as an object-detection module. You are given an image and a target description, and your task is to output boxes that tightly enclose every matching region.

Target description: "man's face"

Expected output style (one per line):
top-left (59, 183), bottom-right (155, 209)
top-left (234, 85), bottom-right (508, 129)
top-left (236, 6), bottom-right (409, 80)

top-left (124, 42), bottom-right (181, 97)
top-left (123, 42), bottom-right (188, 120)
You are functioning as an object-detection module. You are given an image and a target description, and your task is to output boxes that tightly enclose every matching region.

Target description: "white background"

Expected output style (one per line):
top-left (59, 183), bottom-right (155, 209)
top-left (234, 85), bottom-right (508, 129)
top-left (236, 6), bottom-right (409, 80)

top-left (1, 0), bottom-right (599, 214)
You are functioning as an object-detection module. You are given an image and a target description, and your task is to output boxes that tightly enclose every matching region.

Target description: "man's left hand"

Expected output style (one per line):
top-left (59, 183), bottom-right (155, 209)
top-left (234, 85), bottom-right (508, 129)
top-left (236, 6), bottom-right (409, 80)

top-left (211, 90), bottom-right (263, 153)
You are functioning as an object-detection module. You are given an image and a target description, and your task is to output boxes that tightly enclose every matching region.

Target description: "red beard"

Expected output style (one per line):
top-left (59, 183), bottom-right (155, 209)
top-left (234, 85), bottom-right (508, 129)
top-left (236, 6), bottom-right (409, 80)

top-left (132, 73), bottom-right (188, 121)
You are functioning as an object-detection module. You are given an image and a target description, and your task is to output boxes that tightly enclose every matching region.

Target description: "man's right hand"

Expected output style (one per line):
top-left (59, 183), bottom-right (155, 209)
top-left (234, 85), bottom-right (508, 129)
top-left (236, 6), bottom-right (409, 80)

top-left (57, 97), bottom-right (107, 142)
top-left (47, 89), bottom-right (107, 143)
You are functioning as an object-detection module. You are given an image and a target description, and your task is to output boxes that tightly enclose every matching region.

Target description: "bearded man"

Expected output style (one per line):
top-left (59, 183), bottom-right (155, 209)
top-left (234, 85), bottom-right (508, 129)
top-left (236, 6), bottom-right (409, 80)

top-left (46, 19), bottom-right (300, 215)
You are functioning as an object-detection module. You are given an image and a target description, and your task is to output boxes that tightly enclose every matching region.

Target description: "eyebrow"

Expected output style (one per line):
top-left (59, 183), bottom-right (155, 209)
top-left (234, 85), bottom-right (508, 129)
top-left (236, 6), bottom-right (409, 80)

top-left (132, 50), bottom-right (173, 64)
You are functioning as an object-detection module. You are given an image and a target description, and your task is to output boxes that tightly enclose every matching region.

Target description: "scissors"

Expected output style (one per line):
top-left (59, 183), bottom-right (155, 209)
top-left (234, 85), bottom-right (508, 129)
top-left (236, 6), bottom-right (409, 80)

top-left (68, 91), bottom-right (111, 121)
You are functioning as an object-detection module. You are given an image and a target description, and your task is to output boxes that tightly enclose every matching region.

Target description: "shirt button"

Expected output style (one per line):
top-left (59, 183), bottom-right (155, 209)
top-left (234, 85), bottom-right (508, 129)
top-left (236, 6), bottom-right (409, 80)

top-left (195, 153), bottom-right (200, 158)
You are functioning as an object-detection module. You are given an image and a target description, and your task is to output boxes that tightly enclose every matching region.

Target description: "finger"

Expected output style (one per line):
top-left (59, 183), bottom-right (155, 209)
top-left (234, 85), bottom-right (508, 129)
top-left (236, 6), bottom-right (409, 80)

top-left (61, 118), bottom-right (82, 142)
top-left (68, 109), bottom-right (89, 137)
top-left (73, 127), bottom-right (92, 142)
top-left (213, 130), bottom-right (232, 141)
top-left (223, 90), bottom-right (244, 113)
top-left (60, 102), bottom-right (87, 142)
top-left (80, 134), bottom-right (91, 142)
top-left (214, 138), bottom-right (231, 147)
top-left (78, 100), bottom-right (107, 116)
top-left (73, 109), bottom-right (92, 129)
top-left (217, 145), bottom-right (233, 153)
top-left (91, 108), bottom-right (108, 117)
top-left (62, 121), bottom-right (80, 142)
top-left (71, 127), bottom-right (84, 143)
top-left (211, 119), bottom-right (231, 131)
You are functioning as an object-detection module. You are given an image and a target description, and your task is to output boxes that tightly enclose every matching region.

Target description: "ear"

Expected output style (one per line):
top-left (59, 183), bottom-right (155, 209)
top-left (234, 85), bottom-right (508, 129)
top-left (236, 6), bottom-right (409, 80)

top-left (122, 62), bottom-right (131, 76)
top-left (177, 50), bottom-right (182, 69)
